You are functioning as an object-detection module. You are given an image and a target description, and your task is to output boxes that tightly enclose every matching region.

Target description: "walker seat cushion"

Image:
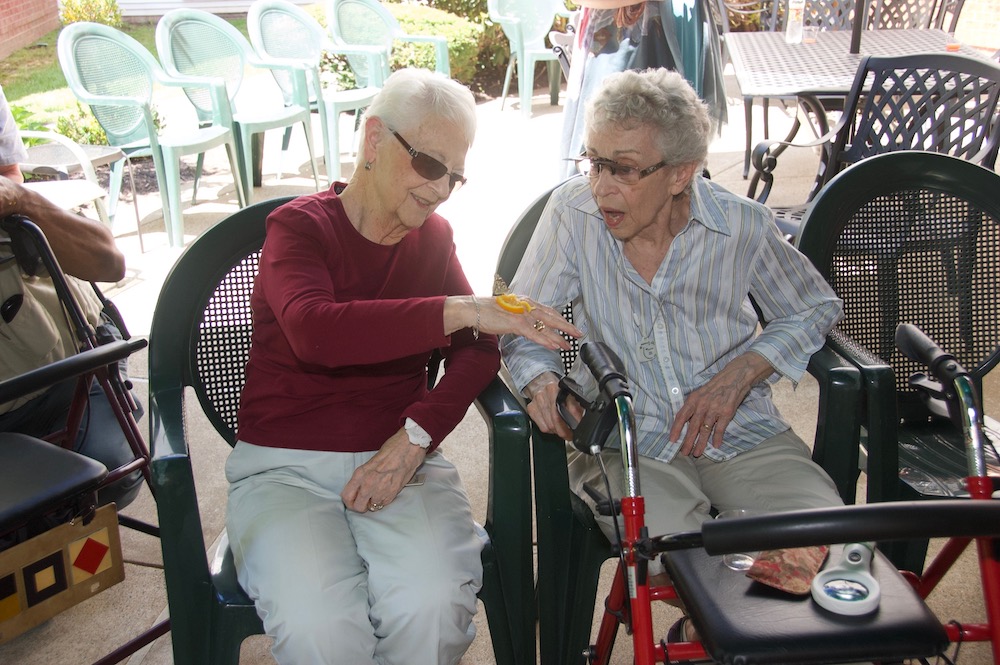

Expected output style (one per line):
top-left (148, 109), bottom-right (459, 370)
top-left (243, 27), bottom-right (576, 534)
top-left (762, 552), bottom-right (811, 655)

top-left (662, 544), bottom-right (947, 665)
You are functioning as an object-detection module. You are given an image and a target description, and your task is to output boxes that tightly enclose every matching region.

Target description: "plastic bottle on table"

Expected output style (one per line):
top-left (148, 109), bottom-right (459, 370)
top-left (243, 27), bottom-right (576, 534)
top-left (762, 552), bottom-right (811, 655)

top-left (786, 0), bottom-right (805, 43)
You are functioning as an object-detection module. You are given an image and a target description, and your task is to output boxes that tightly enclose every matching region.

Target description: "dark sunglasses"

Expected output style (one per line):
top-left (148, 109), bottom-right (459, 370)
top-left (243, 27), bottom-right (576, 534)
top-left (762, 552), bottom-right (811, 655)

top-left (392, 131), bottom-right (467, 192)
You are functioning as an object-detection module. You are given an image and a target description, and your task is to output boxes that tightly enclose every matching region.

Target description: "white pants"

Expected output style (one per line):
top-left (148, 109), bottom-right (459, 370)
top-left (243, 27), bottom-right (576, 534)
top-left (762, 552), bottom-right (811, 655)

top-left (225, 442), bottom-right (484, 665)
top-left (568, 428), bottom-right (844, 546)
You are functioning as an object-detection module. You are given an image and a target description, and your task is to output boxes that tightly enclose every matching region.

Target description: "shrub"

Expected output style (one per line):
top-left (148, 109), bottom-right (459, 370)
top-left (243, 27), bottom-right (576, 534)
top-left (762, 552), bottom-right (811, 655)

top-left (54, 101), bottom-right (163, 146)
top-left (55, 104), bottom-right (109, 145)
top-left (423, 0), bottom-right (485, 18)
top-left (388, 3), bottom-right (482, 84)
top-left (319, 51), bottom-right (360, 92)
top-left (59, 0), bottom-right (123, 28)
top-left (421, 0), bottom-right (504, 80)
top-left (422, 0), bottom-right (576, 85)
top-left (9, 106), bottom-right (47, 146)
top-left (315, 3), bottom-right (481, 87)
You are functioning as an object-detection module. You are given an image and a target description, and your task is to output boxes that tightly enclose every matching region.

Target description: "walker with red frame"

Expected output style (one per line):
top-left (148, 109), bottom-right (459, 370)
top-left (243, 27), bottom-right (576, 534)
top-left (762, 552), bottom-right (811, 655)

top-left (559, 328), bottom-right (1000, 665)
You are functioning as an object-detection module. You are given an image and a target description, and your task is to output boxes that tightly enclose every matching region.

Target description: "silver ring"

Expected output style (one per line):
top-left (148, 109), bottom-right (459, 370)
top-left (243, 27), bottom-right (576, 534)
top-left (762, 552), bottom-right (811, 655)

top-left (533, 320), bottom-right (546, 331)
top-left (368, 501), bottom-right (384, 512)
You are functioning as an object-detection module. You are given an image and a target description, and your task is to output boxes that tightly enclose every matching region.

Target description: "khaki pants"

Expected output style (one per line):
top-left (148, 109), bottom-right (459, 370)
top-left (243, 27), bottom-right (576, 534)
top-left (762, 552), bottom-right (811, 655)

top-left (568, 428), bottom-right (844, 553)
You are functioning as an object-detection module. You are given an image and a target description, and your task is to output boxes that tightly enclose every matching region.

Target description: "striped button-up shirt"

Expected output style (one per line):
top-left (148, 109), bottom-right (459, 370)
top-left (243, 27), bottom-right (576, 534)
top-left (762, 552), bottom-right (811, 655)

top-left (501, 175), bottom-right (843, 462)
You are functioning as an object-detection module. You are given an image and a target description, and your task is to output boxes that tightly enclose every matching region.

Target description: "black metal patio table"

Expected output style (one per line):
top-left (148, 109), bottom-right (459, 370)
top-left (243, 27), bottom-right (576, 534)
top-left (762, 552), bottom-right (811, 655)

top-left (724, 28), bottom-right (985, 177)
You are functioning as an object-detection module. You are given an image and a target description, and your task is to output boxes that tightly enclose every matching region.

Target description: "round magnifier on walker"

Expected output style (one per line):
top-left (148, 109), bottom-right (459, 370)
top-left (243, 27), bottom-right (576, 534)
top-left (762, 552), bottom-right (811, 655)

top-left (811, 542), bottom-right (881, 616)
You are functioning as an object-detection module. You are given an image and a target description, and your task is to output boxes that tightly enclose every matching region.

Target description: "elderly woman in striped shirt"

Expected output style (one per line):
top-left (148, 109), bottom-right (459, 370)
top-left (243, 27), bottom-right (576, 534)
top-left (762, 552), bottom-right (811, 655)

top-left (501, 68), bottom-right (845, 575)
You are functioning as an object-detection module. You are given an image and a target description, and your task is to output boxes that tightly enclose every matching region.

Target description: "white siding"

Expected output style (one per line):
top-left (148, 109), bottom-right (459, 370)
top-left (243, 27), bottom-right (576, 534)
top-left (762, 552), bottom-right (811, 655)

top-left (119, 0), bottom-right (314, 19)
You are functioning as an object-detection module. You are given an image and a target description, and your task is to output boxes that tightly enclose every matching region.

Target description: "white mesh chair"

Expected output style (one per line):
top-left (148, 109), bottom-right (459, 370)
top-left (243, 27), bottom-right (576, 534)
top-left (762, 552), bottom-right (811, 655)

top-left (156, 9), bottom-right (321, 204)
top-left (58, 22), bottom-right (245, 247)
top-left (248, 0), bottom-right (382, 185)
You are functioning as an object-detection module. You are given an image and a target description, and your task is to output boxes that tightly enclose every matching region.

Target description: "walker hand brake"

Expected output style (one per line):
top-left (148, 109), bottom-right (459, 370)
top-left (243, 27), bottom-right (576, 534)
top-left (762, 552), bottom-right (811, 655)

top-left (558, 343), bottom-right (634, 456)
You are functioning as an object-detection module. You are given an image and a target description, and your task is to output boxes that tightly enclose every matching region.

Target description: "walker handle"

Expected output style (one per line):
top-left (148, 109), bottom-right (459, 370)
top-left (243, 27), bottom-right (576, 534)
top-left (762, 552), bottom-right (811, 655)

top-left (895, 323), bottom-right (968, 386)
top-left (580, 342), bottom-right (631, 401)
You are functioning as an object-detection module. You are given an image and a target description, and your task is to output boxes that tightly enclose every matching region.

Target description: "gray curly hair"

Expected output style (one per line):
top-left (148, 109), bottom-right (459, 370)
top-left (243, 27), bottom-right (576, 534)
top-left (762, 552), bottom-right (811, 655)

top-left (584, 68), bottom-right (713, 168)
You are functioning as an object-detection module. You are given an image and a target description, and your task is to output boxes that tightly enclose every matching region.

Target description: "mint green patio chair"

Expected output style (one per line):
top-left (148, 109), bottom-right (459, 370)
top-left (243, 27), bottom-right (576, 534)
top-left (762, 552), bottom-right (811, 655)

top-left (156, 9), bottom-right (321, 204)
top-left (488, 0), bottom-right (572, 118)
top-left (248, 0), bottom-right (382, 185)
top-left (57, 21), bottom-right (245, 248)
top-left (326, 0), bottom-right (451, 83)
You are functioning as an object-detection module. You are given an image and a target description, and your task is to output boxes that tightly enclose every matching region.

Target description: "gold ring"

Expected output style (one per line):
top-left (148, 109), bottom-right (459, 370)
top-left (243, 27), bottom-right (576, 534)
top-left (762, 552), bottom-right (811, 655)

top-left (368, 501), bottom-right (384, 512)
top-left (702, 424), bottom-right (712, 431)
top-left (533, 320), bottom-right (546, 332)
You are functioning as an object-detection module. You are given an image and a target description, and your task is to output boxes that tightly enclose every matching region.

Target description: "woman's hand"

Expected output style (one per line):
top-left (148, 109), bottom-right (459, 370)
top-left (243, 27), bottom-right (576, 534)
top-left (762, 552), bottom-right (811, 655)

top-left (668, 352), bottom-right (775, 457)
top-left (444, 294), bottom-right (582, 351)
top-left (524, 371), bottom-right (578, 441)
top-left (341, 428), bottom-right (426, 513)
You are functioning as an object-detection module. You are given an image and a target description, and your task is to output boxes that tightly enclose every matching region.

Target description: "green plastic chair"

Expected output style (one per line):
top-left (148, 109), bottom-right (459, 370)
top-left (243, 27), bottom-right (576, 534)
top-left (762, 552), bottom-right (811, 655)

top-left (497, 179), bottom-right (863, 665)
top-left (795, 151), bottom-right (1000, 573)
top-left (326, 0), bottom-right (451, 83)
top-left (248, 0), bottom-right (382, 186)
top-left (57, 22), bottom-right (246, 248)
top-left (155, 9), bottom-right (321, 205)
top-left (487, 0), bottom-right (571, 118)
top-left (148, 196), bottom-right (535, 665)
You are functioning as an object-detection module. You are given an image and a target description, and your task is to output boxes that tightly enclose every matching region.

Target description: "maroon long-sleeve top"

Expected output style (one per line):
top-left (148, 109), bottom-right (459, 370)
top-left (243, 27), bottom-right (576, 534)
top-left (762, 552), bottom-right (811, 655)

top-left (237, 187), bottom-right (500, 453)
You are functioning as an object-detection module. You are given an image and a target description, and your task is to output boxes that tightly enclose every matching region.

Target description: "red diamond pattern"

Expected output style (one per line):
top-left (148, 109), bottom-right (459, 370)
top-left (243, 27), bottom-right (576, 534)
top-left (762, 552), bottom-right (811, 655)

top-left (72, 537), bottom-right (110, 575)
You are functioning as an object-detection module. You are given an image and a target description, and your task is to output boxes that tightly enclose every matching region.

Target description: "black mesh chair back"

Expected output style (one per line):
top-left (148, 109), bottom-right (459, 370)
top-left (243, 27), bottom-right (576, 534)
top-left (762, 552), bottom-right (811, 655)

top-left (799, 152), bottom-right (1000, 410)
top-left (797, 151), bottom-right (1000, 570)
top-left (193, 245), bottom-right (261, 443)
top-left (166, 201), bottom-right (284, 446)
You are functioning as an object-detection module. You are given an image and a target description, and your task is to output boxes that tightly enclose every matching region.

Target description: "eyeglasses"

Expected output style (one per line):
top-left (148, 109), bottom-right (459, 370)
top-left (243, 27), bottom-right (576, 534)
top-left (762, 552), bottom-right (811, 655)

top-left (574, 156), bottom-right (669, 185)
top-left (392, 131), bottom-right (467, 192)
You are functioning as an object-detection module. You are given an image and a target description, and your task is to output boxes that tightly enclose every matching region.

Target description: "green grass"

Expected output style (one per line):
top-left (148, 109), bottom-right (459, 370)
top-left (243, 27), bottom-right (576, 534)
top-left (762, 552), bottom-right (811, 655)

top-left (2, 18), bottom-right (247, 127)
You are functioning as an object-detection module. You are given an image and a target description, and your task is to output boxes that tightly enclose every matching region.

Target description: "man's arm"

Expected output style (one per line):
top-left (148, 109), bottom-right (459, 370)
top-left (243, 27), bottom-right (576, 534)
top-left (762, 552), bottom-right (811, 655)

top-left (1, 175), bottom-right (125, 282)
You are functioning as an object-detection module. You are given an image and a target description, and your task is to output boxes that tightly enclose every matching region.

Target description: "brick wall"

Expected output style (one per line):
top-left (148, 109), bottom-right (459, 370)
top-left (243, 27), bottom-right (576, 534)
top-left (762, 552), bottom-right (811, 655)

top-left (955, 0), bottom-right (1000, 52)
top-left (0, 0), bottom-right (60, 61)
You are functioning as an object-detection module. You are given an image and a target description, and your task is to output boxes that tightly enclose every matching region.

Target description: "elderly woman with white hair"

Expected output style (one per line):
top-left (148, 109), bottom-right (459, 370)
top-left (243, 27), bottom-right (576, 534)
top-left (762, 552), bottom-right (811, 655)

top-left (503, 69), bottom-right (844, 638)
top-left (225, 68), bottom-right (579, 664)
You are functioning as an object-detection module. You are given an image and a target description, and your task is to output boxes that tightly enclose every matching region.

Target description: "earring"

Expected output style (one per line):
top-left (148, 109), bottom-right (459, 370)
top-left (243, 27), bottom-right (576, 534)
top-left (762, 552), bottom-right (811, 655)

top-left (364, 161), bottom-right (372, 171)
